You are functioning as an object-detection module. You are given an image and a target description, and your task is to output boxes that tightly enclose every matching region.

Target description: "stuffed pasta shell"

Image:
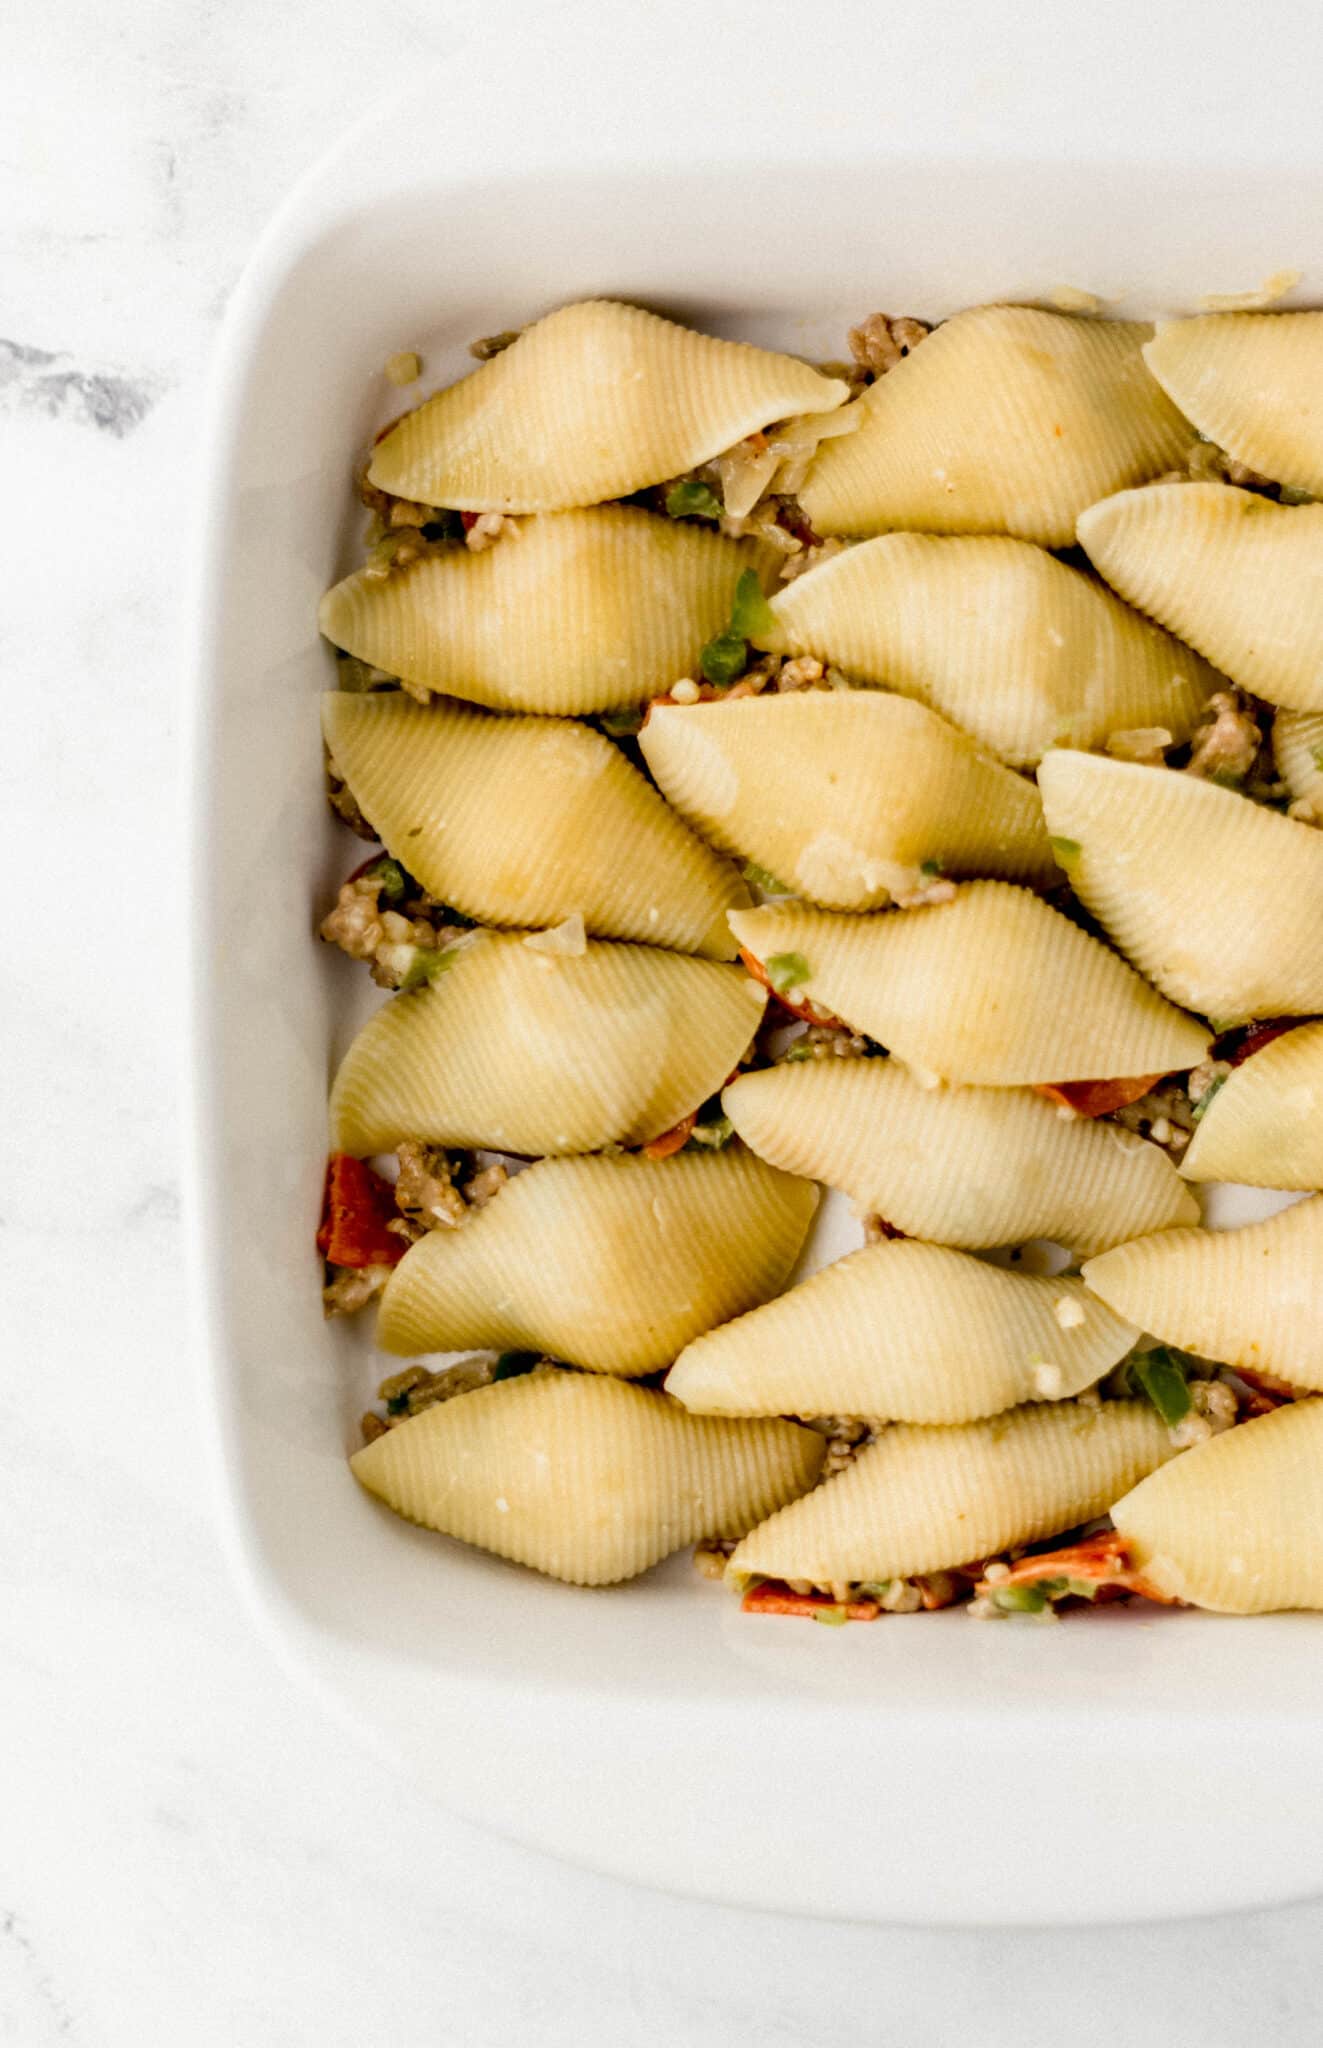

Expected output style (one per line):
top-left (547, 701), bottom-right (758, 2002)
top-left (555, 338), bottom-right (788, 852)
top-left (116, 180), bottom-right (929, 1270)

top-left (729, 884), bottom-right (1209, 1085)
top-left (722, 1060), bottom-right (1198, 1254)
top-left (1181, 1022), bottom-right (1323, 1189)
top-left (320, 507), bottom-right (775, 714)
top-left (757, 534), bottom-right (1211, 767)
top-left (1110, 1399), bottom-right (1323, 1613)
top-left (376, 1147), bottom-right (818, 1375)
top-left (352, 1369), bottom-right (825, 1586)
top-left (330, 932), bottom-right (766, 1157)
top-left (727, 1401), bottom-right (1175, 1587)
top-left (666, 1241), bottom-right (1138, 1424)
top-left (638, 690), bottom-right (1056, 909)
top-left (1083, 1195), bottom-right (1323, 1390)
top-left (366, 299), bottom-right (848, 511)
top-left (1078, 484), bottom-right (1323, 712)
top-left (1144, 312), bottom-right (1323, 500)
top-left (799, 307), bottom-right (1190, 546)
top-left (1037, 749), bottom-right (1323, 1025)
top-left (322, 692), bottom-right (747, 958)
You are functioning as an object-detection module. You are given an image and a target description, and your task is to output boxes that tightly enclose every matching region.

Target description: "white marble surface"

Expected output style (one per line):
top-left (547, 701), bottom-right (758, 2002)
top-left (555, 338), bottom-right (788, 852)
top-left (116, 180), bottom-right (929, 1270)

top-left (5, 4), bottom-right (1323, 2041)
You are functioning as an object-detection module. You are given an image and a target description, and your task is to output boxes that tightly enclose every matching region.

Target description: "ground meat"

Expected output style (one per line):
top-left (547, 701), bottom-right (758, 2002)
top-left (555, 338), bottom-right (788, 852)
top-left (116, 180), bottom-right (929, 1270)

top-left (778, 534), bottom-right (855, 583)
top-left (362, 1358), bottom-right (501, 1441)
top-left (464, 512), bottom-right (521, 552)
top-left (326, 760), bottom-right (379, 841)
top-left (1185, 690), bottom-right (1266, 786)
top-left (1109, 1078), bottom-right (1196, 1158)
top-left (464, 1161), bottom-right (509, 1209)
top-left (319, 867), bottom-right (471, 990)
top-left (1188, 1056), bottom-right (1232, 1109)
top-left (469, 329), bottom-right (521, 360)
top-left (846, 312), bottom-right (931, 381)
top-left (776, 655), bottom-right (824, 692)
top-left (1169, 1377), bottom-right (1239, 1449)
top-left (800, 1413), bottom-right (883, 1475)
top-left (780, 1023), bottom-right (873, 1064)
top-left (394, 1140), bottom-right (468, 1232)
top-left (322, 1263), bottom-right (393, 1317)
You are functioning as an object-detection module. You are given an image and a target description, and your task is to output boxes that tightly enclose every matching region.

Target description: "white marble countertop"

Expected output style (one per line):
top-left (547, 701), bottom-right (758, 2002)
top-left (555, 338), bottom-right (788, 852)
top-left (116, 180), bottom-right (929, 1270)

top-left (5, 4), bottom-right (1323, 2041)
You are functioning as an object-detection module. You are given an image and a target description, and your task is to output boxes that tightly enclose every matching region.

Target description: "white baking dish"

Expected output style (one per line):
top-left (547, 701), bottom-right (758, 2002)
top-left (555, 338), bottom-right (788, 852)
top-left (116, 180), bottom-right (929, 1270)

top-left (188, 3), bottom-right (1323, 1923)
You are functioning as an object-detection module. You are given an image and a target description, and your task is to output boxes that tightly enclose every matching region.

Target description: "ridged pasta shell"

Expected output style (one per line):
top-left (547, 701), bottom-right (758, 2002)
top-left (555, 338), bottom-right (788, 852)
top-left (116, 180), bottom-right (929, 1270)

top-left (728, 1401), bottom-right (1175, 1584)
top-left (1181, 1023), bottom-right (1323, 1189)
top-left (367, 300), bottom-right (848, 511)
top-left (329, 932), bottom-right (766, 1157)
top-left (377, 1147), bottom-right (819, 1375)
top-left (319, 507), bottom-right (776, 714)
top-left (1274, 708), bottom-right (1323, 810)
top-left (1078, 483), bottom-right (1323, 711)
top-left (351, 1369), bottom-right (825, 1586)
top-left (1112, 1399), bottom-right (1323, 1613)
top-left (722, 1061), bottom-right (1198, 1255)
top-left (1037, 750), bottom-right (1323, 1025)
top-left (666, 1242), bottom-right (1138, 1424)
top-left (1144, 313), bottom-right (1323, 498)
top-left (1083, 1195), bottom-right (1323, 1387)
top-left (638, 692), bottom-right (1055, 908)
top-left (799, 308), bottom-right (1190, 546)
top-left (322, 692), bottom-right (747, 959)
top-left (728, 884), bottom-right (1209, 1084)
top-left (758, 534), bottom-right (1212, 767)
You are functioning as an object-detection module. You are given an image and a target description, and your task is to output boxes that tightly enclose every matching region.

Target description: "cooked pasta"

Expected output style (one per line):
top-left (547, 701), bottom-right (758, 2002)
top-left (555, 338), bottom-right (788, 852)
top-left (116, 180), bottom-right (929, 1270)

top-left (1112, 1399), bottom-right (1323, 1612)
top-left (721, 1061), bottom-right (1199, 1254)
top-left (319, 507), bottom-right (776, 714)
top-left (1274, 708), bottom-right (1323, 812)
top-left (757, 534), bottom-right (1210, 767)
top-left (1078, 484), bottom-right (1323, 712)
top-left (1083, 1195), bottom-right (1323, 1389)
top-left (329, 932), bottom-right (766, 1156)
top-left (376, 1147), bottom-right (818, 1374)
top-left (1037, 749), bottom-right (1323, 1024)
top-left (1180, 1023), bottom-right (1323, 1188)
top-left (351, 1369), bottom-right (826, 1585)
top-left (666, 1242), bottom-right (1138, 1424)
top-left (1144, 313), bottom-right (1323, 499)
top-left (799, 307), bottom-right (1191, 546)
top-left (727, 1402), bottom-right (1175, 1585)
top-left (638, 691), bottom-right (1056, 909)
top-left (728, 884), bottom-right (1210, 1084)
top-left (322, 691), bottom-right (747, 958)
top-left (366, 300), bottom-right (848, 511)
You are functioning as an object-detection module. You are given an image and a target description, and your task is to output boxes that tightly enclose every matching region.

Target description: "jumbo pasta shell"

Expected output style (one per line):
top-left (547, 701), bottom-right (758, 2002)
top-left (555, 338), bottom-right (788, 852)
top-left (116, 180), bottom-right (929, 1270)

top-left (759, 534), bottom-right (1211, 767)
top-left (1144, 312), bottom-right (1323, 498)
top-left (367, 300), bottom-right (848, 511)
top-left (351, 1370), bottom-right (825, 1586)
top-left (322, 692), bottom-right (747, 959)
top-left (722, 1060), bottom-right (1198, 1255)
top-left (1078, 483), bottom-right (1323, 711)
top-left (330, 932), bottom-right (766, 1157)
top-left (377, 1147), bottom-right (818, 1375)
top-left (799, 307), bottom-right (1190, 546)
top-left (1037, 750), bottom-right (1323, 1025)
top-left (728, 884), bottom-right (1209, 1085)
top-left (1084, 1195), bottom-right (1323, 1386)
top-left (319, 507), bottom-right (776, 714)
top-left (1274, 709), bottom-right (1323, 811)
top-left (666, 1242), bottom-right (1138, 1424)
top-left (727, 1401), bottom-right (1174, 1585)
top-left (1181, 1023), bottom-right (1323, 1189)
top-left (1112, 1399), bottom-right (1323, 1613)
top-left (639, 691), bottom-right (1056, 909)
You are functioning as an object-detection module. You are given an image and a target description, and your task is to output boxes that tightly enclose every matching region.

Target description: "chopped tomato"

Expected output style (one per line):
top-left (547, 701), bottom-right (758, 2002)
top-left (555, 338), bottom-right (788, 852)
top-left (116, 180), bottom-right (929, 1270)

top-left (1034, 1074), bottom-right (1165, 1118)
top-left (316, 1153), bottom-right (406, 1268)
top-left (976, 1530), bottom-right (1179, 1607)
top-left (643, 1112), bottom-right (697, 1161)
top-left (1232, 1364), bottom-right (1303, 1416)
top-left (870, 1216), bottom-right (907, 1241)
top-left (742, 1581), bottom-right (881, 1622)
top-left (737, 948), bottom-right (844, 1029)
